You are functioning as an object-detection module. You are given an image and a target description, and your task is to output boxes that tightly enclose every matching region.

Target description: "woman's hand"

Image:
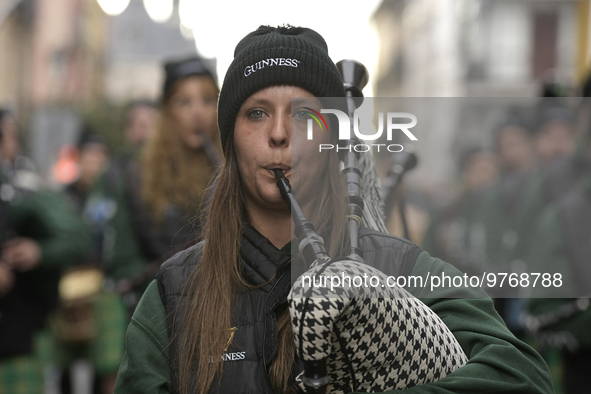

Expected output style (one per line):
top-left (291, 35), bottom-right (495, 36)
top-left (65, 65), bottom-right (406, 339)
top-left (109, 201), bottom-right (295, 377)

top-left (1, 237), bottom-right (42, 272)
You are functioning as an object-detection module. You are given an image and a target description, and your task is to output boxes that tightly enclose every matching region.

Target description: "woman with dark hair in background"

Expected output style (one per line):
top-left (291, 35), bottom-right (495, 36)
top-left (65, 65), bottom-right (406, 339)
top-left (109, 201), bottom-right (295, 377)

top-left (115, 26), bottom-right (552, 394)
top-left (92, 57), bottom-right (222, 301)
top-left (126, 56), bottom-right (222, 270)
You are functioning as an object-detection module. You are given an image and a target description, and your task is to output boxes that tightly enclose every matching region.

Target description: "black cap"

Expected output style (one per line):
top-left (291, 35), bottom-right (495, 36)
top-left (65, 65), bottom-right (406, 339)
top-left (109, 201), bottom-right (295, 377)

top-left (162, 56), bottom-right (218, 99)
top-left (217, 25), bottom-right (346, 153)
top-left (77, 128), bottom-right (106, 150)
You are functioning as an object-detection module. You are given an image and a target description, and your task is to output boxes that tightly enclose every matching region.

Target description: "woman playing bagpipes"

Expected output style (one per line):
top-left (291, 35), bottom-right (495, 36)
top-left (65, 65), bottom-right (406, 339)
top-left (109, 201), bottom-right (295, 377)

top-left (114, 25), bottom-right (552, 394)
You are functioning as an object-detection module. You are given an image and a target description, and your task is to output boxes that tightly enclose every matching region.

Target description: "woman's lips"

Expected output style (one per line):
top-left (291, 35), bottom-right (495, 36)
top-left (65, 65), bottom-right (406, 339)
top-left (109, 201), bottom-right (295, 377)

top-left (264, 165), bottom-right (290, 176)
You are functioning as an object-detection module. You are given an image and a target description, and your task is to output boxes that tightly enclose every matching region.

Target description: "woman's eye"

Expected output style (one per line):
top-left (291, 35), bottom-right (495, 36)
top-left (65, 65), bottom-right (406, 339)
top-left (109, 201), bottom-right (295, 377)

top-left (174, 97), bottom-right (191, 107)
top-left (248, 110), bottom-right (266, 120)
top-left (295, 110), bottom-right (311, 120)
top-left (203, 96), bottom-right (217, 106)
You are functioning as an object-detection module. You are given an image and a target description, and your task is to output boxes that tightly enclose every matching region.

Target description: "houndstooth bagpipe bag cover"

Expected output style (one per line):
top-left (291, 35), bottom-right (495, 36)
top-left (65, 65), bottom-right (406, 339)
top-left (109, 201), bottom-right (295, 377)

top-left (288, 256), bottom-right (468, 393)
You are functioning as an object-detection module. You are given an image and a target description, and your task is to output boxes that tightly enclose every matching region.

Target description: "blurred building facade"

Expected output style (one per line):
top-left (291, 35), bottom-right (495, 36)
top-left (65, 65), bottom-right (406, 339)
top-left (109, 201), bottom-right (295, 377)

top-left (372, 0), bottom-right (587, 193)
top-left (1, 0), bottom-right (108, 111)
top-left (2, 0), bottom-right (589, 183)
top-left (373, 0), bottom-right (583, 98)
top-left (104, 0), bottom-right (196, 101)
top-left (0, 0), bottom-right (196, 179)
top-left (0, 0), bottom-right (36, 117)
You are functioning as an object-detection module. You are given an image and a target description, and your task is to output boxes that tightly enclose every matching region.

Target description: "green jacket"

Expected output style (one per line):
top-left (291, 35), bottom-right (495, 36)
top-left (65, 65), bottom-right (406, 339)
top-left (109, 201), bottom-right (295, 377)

top-left (1, 188), bottom-right (90, 357)
top-left (86, 161), bottom-right (147, 281)
top-left (115, 250), bottom-right (553, 394)
top-left (6, 188), bottom-right (90, 304)
top-left (526, 175), bottom-right (591, 351)
top-left (87, 156), bottom-right (201, 284)
top-left (7, 189), bottom-right (90, 271)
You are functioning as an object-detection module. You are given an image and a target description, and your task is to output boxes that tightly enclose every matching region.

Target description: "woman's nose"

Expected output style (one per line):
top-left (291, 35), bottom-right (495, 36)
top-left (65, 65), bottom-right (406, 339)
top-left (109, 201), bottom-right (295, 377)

top-left (191, 100), bottom-right (206, 120)
top-left (268, 113), bottom-right (290, 148)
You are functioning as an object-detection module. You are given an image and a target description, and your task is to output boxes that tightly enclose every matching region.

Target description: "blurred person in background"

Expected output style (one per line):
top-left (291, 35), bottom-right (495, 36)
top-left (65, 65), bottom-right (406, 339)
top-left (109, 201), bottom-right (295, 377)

top-left (119, 56), bottom-right (222, 287)
top-left (50, 79), bottom-right (205, 394)
top-left (127, 56), bottom-right (222, 253)
top-left (83, 100), bottom-right (159, 309)
top-left (107, 100), bottom-right (158, 175)
top-left (507, 103), bottom-right (587, 285)
top-left (87, 56), bottom-right (222, 313)
top-left (456, 115), bottom-right (563, 390)
top-left (535, 106), bottom-right (577, 166)
top-left (470, 114), bottom-right (537, 336)
top-left (53, 129), bottom-right (125, 394)
top-left (481, 101), bottom-right (587, 393)
top-left (525, 116), bottom-right (591, 394)
top-left (496, 112), bottom-right (537, 176)
top-left (421, 147), bottom-right (500, 272)
top-left (64, 132), bottom-right (110, 211)
top-left (0, 108), bottom-right (90, 394)
top-left (90, 100), bottom-right (157, 215)
top-left (124, 100), bottom-right (158, 150)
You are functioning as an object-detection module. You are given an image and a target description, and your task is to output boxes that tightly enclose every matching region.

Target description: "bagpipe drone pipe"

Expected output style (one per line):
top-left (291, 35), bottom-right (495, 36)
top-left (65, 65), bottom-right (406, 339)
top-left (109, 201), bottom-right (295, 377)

top-left (275, 61), bottom-right (468, 394)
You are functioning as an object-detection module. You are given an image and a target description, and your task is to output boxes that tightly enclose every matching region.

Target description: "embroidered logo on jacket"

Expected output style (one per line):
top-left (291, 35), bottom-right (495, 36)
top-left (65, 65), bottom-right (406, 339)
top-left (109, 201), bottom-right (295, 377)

top-left (222, 351), bottom-right (246, 361)
top-left (225, 327), bottom-right (237, 351)
top-left (218, 327), bottom-right (246, 362)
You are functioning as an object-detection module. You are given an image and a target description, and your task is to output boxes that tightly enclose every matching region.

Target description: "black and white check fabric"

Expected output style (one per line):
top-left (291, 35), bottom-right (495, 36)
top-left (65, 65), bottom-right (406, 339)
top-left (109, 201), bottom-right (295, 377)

top-left (289, 257), bottom-right (468, 393)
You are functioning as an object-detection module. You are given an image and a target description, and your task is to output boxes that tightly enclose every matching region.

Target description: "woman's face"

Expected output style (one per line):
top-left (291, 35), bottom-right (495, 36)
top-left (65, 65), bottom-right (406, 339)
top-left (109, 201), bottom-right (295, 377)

top-left (233, 85), bottom-right (331, 213)
top-left (168, 75), bottom-right (218, 150)
top-left (463, 152), bottom-right (499, 192)
top-left (125, 105), bottom-right (157, 147)
top-left (497, 126), bottom-right (534, 172)
top-left (535, 121), bottom-right (576, 164)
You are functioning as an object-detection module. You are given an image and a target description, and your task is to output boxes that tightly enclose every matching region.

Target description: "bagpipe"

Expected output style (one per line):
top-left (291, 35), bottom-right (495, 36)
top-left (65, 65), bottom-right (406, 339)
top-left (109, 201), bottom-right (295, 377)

top-left (275, 61), bottom-right (468, 394)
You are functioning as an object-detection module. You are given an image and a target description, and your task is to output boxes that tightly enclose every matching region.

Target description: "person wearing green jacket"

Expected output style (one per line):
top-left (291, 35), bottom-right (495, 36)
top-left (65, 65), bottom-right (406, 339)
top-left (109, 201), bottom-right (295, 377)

top-left (526, 133), bottom-right (591, 394)
top-left (117, 247), bottom-right (553, 394)
top-left (115, 26), bottom-right (553, 394)
top-left (0, 108), bottom-right (90, 393)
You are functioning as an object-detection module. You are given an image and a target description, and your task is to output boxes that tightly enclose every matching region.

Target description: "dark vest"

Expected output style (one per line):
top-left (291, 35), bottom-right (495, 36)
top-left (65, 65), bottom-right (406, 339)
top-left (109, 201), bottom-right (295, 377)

top-left (156, 223), bottom-right (421, 394)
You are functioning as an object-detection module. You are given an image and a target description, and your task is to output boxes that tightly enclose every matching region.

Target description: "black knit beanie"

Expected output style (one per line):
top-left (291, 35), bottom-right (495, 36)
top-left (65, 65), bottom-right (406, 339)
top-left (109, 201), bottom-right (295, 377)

top-left (218, 25), bottom-right (346, 153)
top-left (162, 56), bottom-right (218, 100)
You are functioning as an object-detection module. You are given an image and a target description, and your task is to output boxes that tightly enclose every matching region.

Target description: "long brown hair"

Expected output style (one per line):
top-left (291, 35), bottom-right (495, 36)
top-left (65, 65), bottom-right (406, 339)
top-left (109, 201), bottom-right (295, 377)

top-left (176, 120), bottom-right (348, 394)
top-left (140, 79), bottom-right (221, 225)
